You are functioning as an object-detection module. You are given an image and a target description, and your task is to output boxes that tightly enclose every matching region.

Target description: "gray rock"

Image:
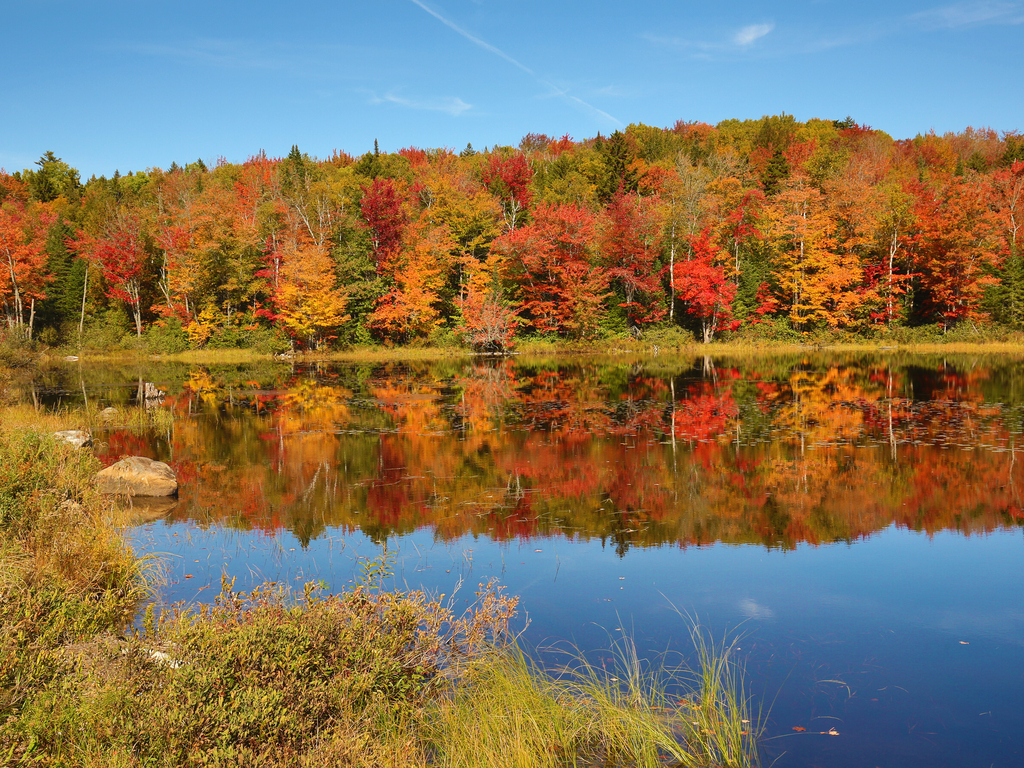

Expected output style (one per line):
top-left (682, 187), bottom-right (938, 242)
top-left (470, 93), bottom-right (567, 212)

top-left (54, 430), bottom-right (92, 448)
top-left (94, 456), bottom-right (178, 497)
top-left (142, 382), bottom-right (165, 408)
top-left (100, 407), bottom-right (118, 421)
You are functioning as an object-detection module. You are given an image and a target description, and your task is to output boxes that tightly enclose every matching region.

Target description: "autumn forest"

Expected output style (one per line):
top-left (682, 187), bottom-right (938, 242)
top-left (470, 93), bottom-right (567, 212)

top-left (3, 115), bottom-right (1024, 352)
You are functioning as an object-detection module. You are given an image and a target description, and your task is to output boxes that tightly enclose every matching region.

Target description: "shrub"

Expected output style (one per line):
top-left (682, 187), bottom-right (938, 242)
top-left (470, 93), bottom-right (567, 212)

top-left (142, 318), bottom-right (190, 354)
top-left (643, 322), bottom-right (695, 349)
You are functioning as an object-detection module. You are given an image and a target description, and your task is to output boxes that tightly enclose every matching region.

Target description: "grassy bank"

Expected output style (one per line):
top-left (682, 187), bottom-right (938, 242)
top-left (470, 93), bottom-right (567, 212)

top-left (34, 338), bottom-right (1024, 371)
top-left (8, 326), bottom-right (1024, 372)
top-left (0, 421), bottom-right (763, 767)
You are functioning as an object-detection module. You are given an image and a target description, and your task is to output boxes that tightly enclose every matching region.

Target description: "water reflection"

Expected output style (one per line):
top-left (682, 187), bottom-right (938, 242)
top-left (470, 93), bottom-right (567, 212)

top-left (23, 354), bottom-right (1024, 768)
top-left (36, 354), bottom-right (1024, 550)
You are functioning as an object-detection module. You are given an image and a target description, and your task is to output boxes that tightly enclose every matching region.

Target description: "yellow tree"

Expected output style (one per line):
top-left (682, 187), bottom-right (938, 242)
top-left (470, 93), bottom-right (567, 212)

top-left (273, 244), bottom-right (349, 349)
top-left (370, 221), bottom-right (455, 342)
top-left (460, 249), bottom-right (519, 351)
top-left (763, 172), bottom-right (856, 329)
top-left (821, 150), bottom-right (886, 328)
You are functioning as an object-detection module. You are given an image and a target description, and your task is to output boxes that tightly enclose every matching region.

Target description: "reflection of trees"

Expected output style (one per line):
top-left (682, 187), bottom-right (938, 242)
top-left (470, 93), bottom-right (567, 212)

top-left (87, 356), bottom-right (1024, 551)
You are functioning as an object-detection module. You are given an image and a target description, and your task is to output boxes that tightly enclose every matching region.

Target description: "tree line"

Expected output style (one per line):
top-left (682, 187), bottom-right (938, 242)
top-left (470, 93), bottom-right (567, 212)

top-left (2, 115), bottom-right (1023, 351)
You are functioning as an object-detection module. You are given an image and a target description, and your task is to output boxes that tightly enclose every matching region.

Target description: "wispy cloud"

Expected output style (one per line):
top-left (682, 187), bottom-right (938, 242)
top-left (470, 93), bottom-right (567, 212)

top-left (371, 92), bottom-right (472, 116)
top-left (594, 84), bottom-right (629, 97)
top-left (408, 0), bottom-right (533, 75)
top-left (407, 0), bottom-right (621, 127)
top-left (122, 38), bottom-right (287, 70)
top-left (118, 38), bottom-right (367, 80)
top-left (911, 1), bottom-right (1024, 29)
top-left (646, 21), bottom-right (776, 58)
top-left (650, 3), bottom-right (1023, 61)
top-left (739, 598), bottom-right (775, 620)
top-left (734, 23), bottom-right (775, 46)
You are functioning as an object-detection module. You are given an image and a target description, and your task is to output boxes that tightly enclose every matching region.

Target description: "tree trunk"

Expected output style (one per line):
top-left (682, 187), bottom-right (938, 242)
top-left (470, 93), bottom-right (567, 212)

top-left (669, 223), bottom-right (676, 322)
top-left (79, 263), bottom-right (89, 343)
top-left (5, 251), bottom-right (23, 329)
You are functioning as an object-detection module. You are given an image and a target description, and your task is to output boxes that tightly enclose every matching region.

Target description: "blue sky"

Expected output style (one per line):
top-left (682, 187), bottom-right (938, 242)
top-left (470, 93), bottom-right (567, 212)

top-left (3, 1), bottom-right (1022, 179)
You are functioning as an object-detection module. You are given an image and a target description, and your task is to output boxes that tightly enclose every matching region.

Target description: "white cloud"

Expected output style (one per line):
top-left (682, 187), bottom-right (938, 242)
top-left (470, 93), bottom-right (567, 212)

top-left (408, 0), bottom-right (533, 74)
top-left (734, 23), bottom-right (775, 46)
top-left (408, 0), bottom-right (621, 127)
top-left (739, 598), bottom-right (775, 620)
top-left (372, 92), bottom-right (472, 116)
top-left (911, 1), bottom-right (1024, 29)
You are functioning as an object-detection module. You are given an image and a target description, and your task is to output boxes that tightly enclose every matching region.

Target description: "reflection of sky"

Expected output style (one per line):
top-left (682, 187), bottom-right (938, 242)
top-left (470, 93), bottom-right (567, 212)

top-left (127, 521), bottom-right (1024, 768)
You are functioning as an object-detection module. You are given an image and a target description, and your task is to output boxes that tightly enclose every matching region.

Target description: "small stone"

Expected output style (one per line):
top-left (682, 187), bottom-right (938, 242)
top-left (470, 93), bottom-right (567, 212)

top-left (59, 499), bottom-right (84, 514)
top-left (149, 650), bottom-right (181, 669)
top-left (94, 456), bottom-right (178, 497)
top-left (100, 407), bottom-right (118, 421)
top-left (54, 430), bottom-right (92, 448)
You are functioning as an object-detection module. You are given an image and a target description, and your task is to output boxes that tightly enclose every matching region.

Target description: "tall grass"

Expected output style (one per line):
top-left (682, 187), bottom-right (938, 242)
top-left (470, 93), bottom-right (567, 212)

top-left (0, 428), bottom-right (151, 755)
top-left (427, 631), bottom-right (761, 768)
top-left (0, 402), bottom-right (173, 434)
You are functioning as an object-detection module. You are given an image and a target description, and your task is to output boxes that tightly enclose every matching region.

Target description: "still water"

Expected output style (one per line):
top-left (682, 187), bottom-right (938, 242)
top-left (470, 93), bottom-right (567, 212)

top-left (34, 353), bottom-right (1024, 767)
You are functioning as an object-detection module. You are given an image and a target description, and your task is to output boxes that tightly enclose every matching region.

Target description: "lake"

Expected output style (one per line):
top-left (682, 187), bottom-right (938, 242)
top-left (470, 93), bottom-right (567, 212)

top-left (30, 352), bottom-right (1024, 767)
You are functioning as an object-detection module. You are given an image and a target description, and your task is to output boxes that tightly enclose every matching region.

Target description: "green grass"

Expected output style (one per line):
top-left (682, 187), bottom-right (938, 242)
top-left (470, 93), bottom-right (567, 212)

top-left (426, 627), bottom-right (761, 768)
top-left (54, 348), bottom-right (275, 365)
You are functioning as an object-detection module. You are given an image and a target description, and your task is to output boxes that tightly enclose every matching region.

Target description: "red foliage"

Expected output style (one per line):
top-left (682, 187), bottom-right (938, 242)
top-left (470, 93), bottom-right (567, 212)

top-left (496, 203), bottom-right (608, 338)
top-left (360, 178), bottom-right (409, 272)
top-left (481, 153), bottom-right (534, 230)
top-left (600, 187), bottom-right (665, 326)
top-left (547, 134), bottom-right (576, 157)
top-left (674, 229), bottom-right (739, 342)
top-left (910, 177), bottom-right (999, 326)
top-left (0, 197), bottom-right (53, 328)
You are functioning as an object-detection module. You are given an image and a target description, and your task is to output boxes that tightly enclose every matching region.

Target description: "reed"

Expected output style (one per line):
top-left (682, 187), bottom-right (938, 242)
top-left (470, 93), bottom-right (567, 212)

top-left (0, 401), bottom-right (173, 433)
top-left (427, 632), bottom-right (762, 768)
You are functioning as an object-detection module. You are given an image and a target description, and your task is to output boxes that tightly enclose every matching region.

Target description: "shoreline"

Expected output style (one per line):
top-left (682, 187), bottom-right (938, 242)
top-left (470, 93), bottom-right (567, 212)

top-left (32, 338), bottom-right (1024, 366)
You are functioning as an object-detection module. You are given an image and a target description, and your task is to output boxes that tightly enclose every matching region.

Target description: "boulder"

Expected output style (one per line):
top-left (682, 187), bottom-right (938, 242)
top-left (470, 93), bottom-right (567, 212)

top-left (54, 430), bottom-right (92, 448)
top-left (100, 406), bottom-right (118, 421)
top-left (94, 456), bottom-right (178, 497)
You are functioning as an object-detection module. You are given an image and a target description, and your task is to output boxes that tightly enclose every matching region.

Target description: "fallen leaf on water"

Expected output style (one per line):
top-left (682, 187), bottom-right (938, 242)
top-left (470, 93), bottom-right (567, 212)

top-left (792, 726), bottom-right (806, 732)
top-left (959, 641), bottom-right (969, 645)
top-left (741, 730), bottom-right (749, 736)
top-left (184, 574), bottom-right (193, 579)
top-left (827, 728), bottom-right (840, 736)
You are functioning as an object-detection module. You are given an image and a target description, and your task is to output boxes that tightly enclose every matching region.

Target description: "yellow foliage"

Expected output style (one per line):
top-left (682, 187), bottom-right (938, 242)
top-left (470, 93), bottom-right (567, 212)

top-left (275, 245), bottom-right (350, 349)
